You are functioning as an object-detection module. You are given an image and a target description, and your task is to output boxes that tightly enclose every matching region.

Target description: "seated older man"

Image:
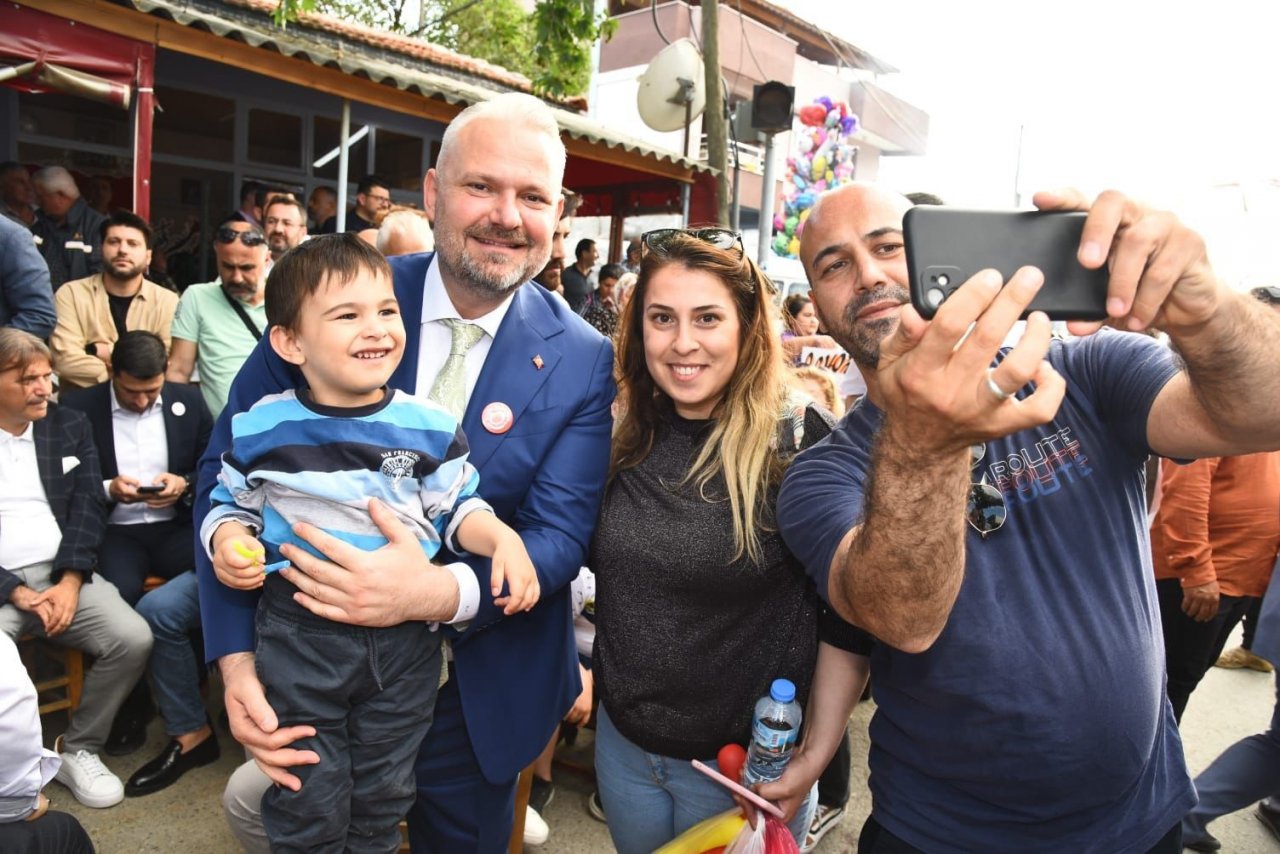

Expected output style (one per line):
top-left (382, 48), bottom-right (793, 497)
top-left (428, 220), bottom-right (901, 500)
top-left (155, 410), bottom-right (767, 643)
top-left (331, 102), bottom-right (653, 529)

top-left (0, 328), bottom-right (152, 809)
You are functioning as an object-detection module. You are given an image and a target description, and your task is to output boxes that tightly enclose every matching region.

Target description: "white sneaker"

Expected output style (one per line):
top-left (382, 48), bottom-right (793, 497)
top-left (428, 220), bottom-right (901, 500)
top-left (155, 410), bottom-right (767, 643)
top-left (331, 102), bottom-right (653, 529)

top-left (54, 736), bottom-right (124, 808)
top-left (523, 804), bottom-right (549, 846)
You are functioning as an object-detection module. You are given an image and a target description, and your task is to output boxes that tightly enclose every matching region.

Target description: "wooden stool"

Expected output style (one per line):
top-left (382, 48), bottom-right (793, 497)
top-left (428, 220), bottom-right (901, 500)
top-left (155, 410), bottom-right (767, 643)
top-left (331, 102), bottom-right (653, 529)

top-left (18, 635), bottom-right (83, 715)
top-left (509, 764), bottom-right (535, 854)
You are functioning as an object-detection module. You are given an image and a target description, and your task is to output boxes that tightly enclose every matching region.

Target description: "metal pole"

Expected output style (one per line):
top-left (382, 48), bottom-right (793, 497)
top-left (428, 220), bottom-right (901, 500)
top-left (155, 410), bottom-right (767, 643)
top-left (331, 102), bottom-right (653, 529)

top-left (336, 99), bottom-right (351, 233)
top-left (729, 107), bottom-right (741, 233)
top-left (757, 130), bottom-right (776, 270)
top-left (680, 98), bottom-right (692, 224)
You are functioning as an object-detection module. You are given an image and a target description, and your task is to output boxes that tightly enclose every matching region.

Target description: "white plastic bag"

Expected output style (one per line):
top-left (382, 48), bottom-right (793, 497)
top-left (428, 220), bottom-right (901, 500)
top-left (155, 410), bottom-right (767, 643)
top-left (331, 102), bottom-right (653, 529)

top-left (724, 814), bottom-right (765, 854)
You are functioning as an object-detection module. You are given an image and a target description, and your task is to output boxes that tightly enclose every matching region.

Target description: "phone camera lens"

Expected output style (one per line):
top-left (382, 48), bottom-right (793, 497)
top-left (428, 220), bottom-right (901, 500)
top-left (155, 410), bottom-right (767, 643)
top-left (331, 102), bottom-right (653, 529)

top-left (926, 287), bottom-right (946, 308)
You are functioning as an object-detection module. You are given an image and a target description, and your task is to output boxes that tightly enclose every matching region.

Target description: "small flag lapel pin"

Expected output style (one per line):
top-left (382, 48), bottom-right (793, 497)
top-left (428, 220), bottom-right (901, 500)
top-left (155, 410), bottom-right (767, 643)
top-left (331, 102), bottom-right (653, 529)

top-left (532, 354), bottom-right (544, 370)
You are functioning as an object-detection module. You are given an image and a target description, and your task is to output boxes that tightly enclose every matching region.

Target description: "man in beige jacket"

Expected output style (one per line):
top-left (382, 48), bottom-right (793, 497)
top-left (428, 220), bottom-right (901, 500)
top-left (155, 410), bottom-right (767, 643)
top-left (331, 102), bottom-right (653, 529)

top-left (50, 211), bottom-right (177, 392)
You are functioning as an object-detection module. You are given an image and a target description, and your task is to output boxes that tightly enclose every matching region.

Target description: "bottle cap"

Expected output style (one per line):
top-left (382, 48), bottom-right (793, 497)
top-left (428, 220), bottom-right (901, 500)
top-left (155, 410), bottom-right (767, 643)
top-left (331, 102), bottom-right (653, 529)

top-left (770, 678), bottom-right (796, 704)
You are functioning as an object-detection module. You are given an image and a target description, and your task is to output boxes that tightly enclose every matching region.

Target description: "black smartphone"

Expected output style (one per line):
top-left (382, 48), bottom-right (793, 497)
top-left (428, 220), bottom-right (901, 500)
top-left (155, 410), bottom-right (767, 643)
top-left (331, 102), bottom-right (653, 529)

top-left (136, 485), bottom-right (165, 495)
top-left (904, 207), bottom-right (1109, 321)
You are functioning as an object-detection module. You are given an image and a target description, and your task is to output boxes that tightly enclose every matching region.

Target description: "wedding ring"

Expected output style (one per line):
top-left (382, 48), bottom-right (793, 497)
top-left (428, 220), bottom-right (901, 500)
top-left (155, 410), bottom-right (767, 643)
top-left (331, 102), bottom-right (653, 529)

top-left (986, 369), bottom-right (1011, 402)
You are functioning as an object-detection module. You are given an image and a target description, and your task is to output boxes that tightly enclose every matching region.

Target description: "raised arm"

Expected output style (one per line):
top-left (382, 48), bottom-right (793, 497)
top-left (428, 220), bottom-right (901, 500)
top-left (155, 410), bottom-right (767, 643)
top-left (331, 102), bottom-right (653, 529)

top-left (824, 269), bottom-right (1063, 651)
top-left (1034, 189), bottom-right (1280, 459)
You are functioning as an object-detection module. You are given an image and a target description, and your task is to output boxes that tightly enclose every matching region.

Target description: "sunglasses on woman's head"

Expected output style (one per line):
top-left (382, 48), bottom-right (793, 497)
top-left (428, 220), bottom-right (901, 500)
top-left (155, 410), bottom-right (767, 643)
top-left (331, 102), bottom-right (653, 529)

top-left (641, 228), bottom-right (744, 257)
top-left (215, 226), bottom-right (266, 247)
top-left (967, 443), bottom-right (1007, 539)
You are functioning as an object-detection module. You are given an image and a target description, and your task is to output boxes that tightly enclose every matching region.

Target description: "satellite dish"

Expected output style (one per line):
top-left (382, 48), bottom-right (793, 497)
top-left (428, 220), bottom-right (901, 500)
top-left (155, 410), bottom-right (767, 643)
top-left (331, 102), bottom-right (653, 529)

top-left (637, 38), bottom-right (706, 133)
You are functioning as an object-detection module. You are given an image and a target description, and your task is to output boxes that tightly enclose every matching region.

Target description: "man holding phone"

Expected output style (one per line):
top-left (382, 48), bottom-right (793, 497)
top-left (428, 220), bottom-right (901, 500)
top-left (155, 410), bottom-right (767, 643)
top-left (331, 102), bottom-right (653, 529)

top-left (764, 183), bottom-right (1280, 852)
top-left (60, 331), bottom-right (214, 775)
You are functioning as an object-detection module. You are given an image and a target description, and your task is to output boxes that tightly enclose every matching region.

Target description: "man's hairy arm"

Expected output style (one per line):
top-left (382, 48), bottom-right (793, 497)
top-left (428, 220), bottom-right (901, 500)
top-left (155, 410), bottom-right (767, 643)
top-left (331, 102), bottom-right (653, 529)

top-left (829, 426), bottom-right (969, 652)
top-left (1150, 294), bottom-right (1280, 458)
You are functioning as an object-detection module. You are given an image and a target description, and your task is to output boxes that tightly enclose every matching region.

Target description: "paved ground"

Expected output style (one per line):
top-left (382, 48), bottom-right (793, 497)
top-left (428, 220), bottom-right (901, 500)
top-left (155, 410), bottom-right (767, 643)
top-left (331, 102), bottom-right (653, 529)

top-left (48, 629), bottom-right (1280, 852)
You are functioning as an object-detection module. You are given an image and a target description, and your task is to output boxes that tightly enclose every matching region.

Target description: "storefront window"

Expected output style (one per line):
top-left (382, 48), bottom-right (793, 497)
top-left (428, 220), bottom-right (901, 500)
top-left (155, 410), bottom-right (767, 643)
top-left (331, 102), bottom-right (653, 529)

top-left (373, 127), bottom-right (423, 191)
top-left (18, 91), bottom-right (129, 147)
top-left (312, 115), bottom-right (369, 181)
top-left (247, 107), bottom-right (303, 169)
top-left (155, 86), bottom-right (234, 161)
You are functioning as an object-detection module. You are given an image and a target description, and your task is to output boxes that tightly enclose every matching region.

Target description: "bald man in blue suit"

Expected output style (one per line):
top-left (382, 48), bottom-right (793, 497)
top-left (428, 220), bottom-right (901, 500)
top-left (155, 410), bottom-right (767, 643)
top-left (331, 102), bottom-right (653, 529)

top-left (198, 93), bottom-right (614, 853)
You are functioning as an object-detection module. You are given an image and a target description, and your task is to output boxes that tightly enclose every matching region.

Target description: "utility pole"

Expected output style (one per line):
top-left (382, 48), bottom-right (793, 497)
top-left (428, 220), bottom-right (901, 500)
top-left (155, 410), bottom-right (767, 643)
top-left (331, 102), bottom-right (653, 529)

top-left (701, 0), bottom-right (729, 225)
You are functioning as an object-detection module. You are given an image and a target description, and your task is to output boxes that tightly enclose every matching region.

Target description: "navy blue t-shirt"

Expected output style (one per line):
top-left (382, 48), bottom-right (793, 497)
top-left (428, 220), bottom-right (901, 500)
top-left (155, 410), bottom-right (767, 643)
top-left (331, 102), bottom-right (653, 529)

top-left (777, 330), bottom-right (1195, 853)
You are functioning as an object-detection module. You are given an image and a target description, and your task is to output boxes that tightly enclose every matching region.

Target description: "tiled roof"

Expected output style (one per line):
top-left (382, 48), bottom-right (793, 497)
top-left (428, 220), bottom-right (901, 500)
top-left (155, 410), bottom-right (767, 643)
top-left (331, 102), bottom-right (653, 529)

top-left (129, 0), bottom-right (706, 173)
top-left (218, 0), bottom-right (559, 100)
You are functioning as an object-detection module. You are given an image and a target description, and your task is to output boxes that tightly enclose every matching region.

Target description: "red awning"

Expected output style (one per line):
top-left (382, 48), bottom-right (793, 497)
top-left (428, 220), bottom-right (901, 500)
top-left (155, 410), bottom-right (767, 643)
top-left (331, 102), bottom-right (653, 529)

top-left (0, 4), bottom-right (157, 218)
top-left (0, 5), bottom-right (145, 97)
top-left (0, 59), bottom-right (132, 108)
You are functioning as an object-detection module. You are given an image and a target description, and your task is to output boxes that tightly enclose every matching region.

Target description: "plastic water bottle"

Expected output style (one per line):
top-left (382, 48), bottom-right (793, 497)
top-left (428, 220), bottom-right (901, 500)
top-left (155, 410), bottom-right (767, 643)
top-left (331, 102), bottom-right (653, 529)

top-left (742, 678), bottom-right (802, 785)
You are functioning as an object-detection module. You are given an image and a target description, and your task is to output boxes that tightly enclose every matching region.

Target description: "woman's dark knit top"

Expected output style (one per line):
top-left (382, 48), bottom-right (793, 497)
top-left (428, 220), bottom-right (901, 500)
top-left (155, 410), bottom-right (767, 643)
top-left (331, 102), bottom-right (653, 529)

top-left (592, 404), bottom-right (835, 760)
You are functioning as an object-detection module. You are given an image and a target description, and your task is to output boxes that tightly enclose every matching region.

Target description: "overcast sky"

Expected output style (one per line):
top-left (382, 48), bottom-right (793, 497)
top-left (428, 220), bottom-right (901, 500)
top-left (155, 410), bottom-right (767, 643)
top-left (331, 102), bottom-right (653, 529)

top-left (782, 0), bottom-right (1280, 285)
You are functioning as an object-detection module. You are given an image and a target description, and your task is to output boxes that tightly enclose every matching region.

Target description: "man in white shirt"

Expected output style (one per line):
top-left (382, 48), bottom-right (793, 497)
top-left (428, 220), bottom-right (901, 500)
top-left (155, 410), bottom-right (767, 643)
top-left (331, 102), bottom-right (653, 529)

top-left (61, 331), bottom-right (214, 774)
top-left (0, 633), bottom-right (94, 852)
top-left (0, 328), bottom-right (152, 810)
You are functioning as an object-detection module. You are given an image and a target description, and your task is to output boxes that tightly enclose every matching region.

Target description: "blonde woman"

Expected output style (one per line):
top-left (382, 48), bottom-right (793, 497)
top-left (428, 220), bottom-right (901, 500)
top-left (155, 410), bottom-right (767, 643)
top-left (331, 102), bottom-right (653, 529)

top-left (590, 228), bottom-right (871, 853)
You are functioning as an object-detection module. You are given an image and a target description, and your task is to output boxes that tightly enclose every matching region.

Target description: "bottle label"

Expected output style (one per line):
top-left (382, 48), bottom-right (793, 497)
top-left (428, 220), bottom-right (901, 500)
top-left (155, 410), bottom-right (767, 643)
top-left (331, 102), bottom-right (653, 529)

top-left (752, 720), bottom-right (798, 751)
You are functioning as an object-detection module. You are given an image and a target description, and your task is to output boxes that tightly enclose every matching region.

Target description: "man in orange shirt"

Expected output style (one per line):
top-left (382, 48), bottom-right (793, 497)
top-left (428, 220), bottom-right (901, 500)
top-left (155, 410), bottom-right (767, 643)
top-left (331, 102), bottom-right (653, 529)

top-left (1151, 451), bottom-right (1280, 722)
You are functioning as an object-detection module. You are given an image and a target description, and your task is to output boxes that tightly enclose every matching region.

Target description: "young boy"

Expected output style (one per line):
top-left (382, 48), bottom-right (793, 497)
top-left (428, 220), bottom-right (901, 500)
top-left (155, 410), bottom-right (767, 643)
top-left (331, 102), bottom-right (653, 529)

top-left (202, 233), bottom-right (538, 852)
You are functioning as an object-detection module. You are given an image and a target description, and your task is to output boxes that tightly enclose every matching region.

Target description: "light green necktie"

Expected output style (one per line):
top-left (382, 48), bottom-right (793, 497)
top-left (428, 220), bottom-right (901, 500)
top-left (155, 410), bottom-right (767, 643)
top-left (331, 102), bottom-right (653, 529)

top-left (429, 319), bottom-right (485, 420)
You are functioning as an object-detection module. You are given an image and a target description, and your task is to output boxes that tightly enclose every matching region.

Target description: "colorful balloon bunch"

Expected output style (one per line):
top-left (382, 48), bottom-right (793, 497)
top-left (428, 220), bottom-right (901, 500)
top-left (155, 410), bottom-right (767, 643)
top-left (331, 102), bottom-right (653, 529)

top-left (773, 97), bottom-right (859, 259)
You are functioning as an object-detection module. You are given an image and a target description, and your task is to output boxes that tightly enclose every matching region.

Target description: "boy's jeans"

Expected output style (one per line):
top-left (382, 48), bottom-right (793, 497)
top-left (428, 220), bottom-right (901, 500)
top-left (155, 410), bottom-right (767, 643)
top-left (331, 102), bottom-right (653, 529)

top-left (255, 584), bottom-right (441, 854)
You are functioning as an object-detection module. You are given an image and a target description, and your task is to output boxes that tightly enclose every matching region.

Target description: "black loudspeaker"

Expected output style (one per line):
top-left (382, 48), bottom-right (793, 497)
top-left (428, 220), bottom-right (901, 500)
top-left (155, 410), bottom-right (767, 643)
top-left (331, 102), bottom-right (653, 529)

top-left (751, 81), bottom-right (795, 133)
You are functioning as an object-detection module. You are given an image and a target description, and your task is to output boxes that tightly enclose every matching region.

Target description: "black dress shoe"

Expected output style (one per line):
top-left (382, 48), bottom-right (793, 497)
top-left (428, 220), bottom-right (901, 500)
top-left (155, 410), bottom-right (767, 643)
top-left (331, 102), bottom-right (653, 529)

top-left (1183, 832), bottom-right (1221, 852)
top-left (1259, 800), bottom-right (1280, 842)
top-left (125, 734), bottom-right (220, 797)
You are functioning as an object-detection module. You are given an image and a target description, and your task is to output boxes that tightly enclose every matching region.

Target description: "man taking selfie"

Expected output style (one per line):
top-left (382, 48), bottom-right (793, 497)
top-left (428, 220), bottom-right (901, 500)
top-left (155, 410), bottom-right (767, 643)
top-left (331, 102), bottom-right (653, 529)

top-left (761, 183), bottom-right (1280, 852)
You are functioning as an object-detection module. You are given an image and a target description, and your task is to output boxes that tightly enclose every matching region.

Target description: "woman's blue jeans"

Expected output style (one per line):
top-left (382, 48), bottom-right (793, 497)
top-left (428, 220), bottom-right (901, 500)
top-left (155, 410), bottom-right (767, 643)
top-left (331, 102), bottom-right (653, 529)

top-left (595, 703), bottom-right (816, 854)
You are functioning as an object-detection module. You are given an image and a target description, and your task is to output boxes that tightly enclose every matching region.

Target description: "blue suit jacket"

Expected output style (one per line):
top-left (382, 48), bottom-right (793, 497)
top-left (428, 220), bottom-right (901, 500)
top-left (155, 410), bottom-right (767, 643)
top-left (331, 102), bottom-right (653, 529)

top-left (196, 252), bottom-right (615, 782)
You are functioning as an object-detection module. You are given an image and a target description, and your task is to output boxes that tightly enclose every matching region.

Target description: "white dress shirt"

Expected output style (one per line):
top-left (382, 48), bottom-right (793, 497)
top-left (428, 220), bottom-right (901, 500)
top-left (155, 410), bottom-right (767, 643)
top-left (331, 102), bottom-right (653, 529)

top-left (105, 386), bottom-right (175, 525)
top-left (416, 257), bottom-right (516, 624)
top-left (0, 423), bottom-right (60, 571)
top-left (0, 634), bottom-right (60, 821)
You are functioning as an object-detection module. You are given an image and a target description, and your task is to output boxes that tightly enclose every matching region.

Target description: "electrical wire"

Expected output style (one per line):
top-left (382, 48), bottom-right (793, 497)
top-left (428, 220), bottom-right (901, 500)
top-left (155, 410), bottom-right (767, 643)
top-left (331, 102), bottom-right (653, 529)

top-left (816, 27), bottom-right (927, 152)
top-left (651, 0), bottom-right (671, 46)
top-left (736, 0), bottom-right (768, 80)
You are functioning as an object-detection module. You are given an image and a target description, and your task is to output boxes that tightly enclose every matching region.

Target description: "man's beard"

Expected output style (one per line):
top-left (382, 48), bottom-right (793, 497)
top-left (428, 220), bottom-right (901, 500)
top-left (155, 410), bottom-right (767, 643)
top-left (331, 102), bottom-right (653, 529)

top-left (828, 284), bottom-right (910, 370)
top-left (438, 224), bottom-right (546, 298)
top-left (535, 260), bottom-right (563, 290)
top-left (222, 281), bottom-right (258, 302)
top-left (105, 259), bottom-right (146, 282)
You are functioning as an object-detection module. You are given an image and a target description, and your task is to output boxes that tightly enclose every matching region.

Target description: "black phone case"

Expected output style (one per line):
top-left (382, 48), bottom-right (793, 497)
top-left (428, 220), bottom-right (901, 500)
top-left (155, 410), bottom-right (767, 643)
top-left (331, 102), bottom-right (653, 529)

top-left (904, 207), bottom-right (1109, 320)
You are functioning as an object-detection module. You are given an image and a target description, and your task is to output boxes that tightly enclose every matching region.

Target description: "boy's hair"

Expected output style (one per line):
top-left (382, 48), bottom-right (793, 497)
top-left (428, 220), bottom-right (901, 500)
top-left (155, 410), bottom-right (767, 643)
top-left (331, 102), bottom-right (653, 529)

top-left (265, 233), bottom-right (393, 332)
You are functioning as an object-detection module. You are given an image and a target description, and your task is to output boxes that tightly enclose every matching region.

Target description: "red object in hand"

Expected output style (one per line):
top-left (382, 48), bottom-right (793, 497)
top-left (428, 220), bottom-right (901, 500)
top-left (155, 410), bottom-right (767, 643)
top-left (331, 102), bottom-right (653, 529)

top-left (716, 743), bottom-right (747, 785)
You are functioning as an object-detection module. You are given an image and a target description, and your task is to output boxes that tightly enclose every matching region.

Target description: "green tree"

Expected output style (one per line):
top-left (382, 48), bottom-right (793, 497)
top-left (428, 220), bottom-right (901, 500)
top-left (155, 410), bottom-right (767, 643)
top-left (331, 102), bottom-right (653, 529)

top-left (273, 0), bottom-right (614, 98)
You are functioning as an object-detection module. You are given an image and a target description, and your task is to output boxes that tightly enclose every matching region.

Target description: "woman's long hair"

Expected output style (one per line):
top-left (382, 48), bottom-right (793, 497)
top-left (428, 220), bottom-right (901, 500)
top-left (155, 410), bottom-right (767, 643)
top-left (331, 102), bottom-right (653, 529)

top-left (611, 232), bottom-right (787, 564)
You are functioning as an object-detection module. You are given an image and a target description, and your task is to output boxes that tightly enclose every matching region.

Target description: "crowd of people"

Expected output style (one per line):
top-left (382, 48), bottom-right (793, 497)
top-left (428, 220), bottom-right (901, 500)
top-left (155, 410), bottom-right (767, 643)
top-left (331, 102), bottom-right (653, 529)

top-left (2, 89), bottom-right (1280, 854)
